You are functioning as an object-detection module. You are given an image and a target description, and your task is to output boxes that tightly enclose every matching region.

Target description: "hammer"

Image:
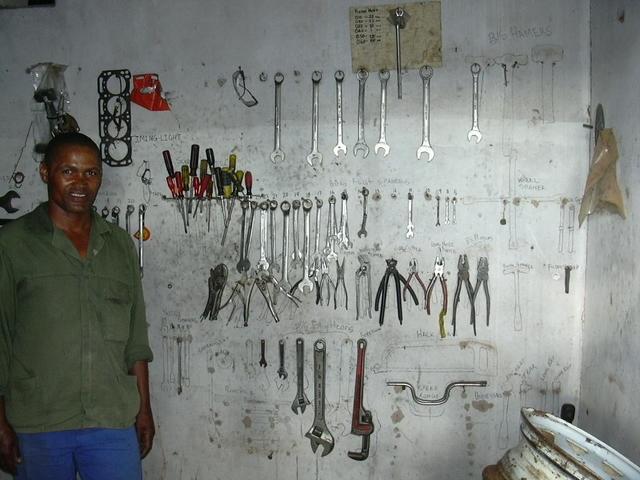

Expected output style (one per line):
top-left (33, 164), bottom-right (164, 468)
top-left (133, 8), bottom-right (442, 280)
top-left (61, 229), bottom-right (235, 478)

top-left (503, 263), bottom-right (530, 332)
top-left (531, 45), bottom-right (564, 123)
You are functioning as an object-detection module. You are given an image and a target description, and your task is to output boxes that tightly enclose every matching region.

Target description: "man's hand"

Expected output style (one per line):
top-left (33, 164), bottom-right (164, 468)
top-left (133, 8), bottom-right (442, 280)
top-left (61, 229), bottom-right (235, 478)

top-left (0, 421), bottom-right (20, 474)
top-left (135, 408), bottom-right (155, 459)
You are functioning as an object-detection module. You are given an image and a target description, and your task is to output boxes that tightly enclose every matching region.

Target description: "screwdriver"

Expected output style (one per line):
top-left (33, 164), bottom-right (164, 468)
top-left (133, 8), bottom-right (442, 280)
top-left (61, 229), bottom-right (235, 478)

top-left (220, 170), bottom-right (235, 245)
top-left (193, 160), bottom-right (211, 218)
top-left (181, 165), bottom-right (191, 227)
top-left (162, 150), bottom-right (188, 234)
top-left (244, 171), bottom-right (253, 197)
top-left (206, 175), bottom-right (214, 232)
top-left (188, 144), bottom-right (199, 214)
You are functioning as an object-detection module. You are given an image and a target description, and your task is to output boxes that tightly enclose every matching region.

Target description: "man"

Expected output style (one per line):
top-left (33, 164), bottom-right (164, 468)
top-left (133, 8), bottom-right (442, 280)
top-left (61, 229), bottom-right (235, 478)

top-left (0, 132), bottom-right (154, 479)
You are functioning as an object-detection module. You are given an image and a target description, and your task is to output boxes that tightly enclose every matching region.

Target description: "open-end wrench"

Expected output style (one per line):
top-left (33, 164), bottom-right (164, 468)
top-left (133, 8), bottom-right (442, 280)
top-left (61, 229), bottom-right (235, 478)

top-left (338, 190), bottom-right (353, 249)
top-left (374, 69), bottom-right (391, 157)
top-left (138, 205), bottom-right (145, 277)
top-left (240, 201), bottom-right (257, 272)
top-left (468, 63), bottom-right (483, 143)
top-left (279, 201), bottom-right (293, 293)
top-left (445, 194), bottom-right (450, 225)
top-left (353, 69), bottom-right (370, 158)
top-left (268, 200), bottom-right (279, 272)
top-left (406, 192), bottom-right (415, 238)
top-left (259, 339), bottom-right (267, 368)
top-left (307, 71), bottom-right (323, 167)
top-left (417, 65), bottom-right (435, 161)
top-left (277, 339), bottom-right (288, 379)
top-left (291, 200), bottom-right (303, 269)
top-left (311, 197), bottom-right (323, 279)
top-left (348, 338), bottom-right (374, 461)
top-left (435, 191), bottom-right (441, 227)
top-left (236, 199), bottom-right (249, 273)
top-left (357, 187), bottom-right (369, 238)
top-left (125, 204), bottom-right (135, 234)
top-left (111, 206), bottom-right (120, 226)
top-left (333, 70), bottom-right (347, 157)
top-left (291, 338), bottom-right (311, 414)
top-left (0, 190), bottom-right (19, 214)
top-left (324, 195), bottom-right (338, 261)
top-left (270, 72), bottom-right (285, 163)
top-left (256, 201), bottom-right (270, 272)
top-left (305, 339), bottom-right (334, 456)
top-left (295, 198), bottom-right (315, 294)
top-left (390, 7), bottom-right (408, 99)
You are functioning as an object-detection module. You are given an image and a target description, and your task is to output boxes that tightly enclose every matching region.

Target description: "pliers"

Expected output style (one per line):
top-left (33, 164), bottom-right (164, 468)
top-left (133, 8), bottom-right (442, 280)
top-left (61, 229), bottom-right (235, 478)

top-left (334, 257), bottom-right (348, 310)
top-left (375, 258), bottom-right (419, 326)
top-left (315, 258), bottom-right (334, 306)
top-left (201, 263), bottom-right (229, 321)
top-left (403, 258), bottom-right (428, 308)
top-left (472, 257), bottom-right (490, 326)
top-left (355, 254), bottom-right (372, 320)
top-left (452, 254), bottom-right (476, 336)
top-left (426, 256), bottom-right (448, 338)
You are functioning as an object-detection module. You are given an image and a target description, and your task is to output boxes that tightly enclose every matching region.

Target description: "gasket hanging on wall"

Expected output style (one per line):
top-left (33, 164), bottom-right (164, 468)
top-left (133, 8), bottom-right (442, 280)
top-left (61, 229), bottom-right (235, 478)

top-left (98, 69), bottom-right (132, 167)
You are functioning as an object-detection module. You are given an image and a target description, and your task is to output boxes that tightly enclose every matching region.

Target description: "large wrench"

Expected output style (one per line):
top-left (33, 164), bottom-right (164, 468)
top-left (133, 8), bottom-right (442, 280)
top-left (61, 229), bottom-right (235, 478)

top-left (323, 195), bottom-right (338, 261)
top-left (357, 187), bottom-right (369, 238)
top-left (291, 337), bottom-right (311, 414)
top-left (279, 201), bottom-right (293, 292)
top-left (374, 69), bottom-right (390, 157)
top-left (468, 63), bottom-right (483, 143)
top-left (296, 199), bottom-right (315, 294)
top-left (353, 69), bottom-right (370, 158)
top-left (256, 201), bottom-right (270, 272)
top-left (270, 72), bottom-right (285, 162)
top-left (268, 200), bottom-right (280, 272)
top-left (406, 192), bottom-right (415, 238)
top-left (333, 70), bottom-right (347, 157)
top-left (417, 65), bottom-right (435, 161)
top-left (236, 199), bottom-right (249, 273)
top-left (291, 200), bottom-right (303, 268)
top-left (348, 339), bottom-right (374, 461)
top-left (307, 71), bottom-right (323, 167)
top-left (305, 339), bottom-right (334, 456)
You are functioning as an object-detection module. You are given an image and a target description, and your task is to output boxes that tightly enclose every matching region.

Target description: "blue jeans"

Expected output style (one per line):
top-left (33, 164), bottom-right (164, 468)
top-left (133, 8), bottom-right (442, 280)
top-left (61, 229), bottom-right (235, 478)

top-left (16, 427), bottom-right (142, 480)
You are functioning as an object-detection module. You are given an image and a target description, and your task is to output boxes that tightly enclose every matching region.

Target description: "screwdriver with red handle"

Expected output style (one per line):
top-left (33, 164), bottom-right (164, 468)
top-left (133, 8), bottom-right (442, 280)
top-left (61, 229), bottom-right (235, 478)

top-left (187, 144), bottom-right (199, 214)
top-left (162, 150), bottom-right (188, 233)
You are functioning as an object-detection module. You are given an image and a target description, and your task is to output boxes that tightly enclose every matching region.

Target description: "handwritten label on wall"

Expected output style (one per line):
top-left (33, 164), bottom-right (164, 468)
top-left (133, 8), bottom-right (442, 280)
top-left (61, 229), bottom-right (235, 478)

top-left (349, 1), bottom-right (442, 73)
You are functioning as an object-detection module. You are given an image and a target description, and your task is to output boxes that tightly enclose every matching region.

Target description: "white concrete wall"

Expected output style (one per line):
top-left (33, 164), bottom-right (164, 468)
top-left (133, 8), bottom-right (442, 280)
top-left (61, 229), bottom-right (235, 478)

top-left (0, 1), bottom-right (590, 478)
top-left (581, 0), bottom-right (640, 465)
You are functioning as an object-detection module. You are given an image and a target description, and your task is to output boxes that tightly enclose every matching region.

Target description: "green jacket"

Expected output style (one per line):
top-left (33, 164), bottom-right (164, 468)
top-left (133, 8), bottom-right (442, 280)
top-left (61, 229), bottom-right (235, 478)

top-left (0, 203), bottom-right (153, 433)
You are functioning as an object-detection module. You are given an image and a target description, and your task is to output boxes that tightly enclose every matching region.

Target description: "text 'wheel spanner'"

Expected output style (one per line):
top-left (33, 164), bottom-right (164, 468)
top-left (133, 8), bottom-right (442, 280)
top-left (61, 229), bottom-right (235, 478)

top-left (291, 337), bottom-right (311, 414)
top-left (305, 339), bottom-right (334, 456)
top-left (348, 338), bottom-right (374, 461)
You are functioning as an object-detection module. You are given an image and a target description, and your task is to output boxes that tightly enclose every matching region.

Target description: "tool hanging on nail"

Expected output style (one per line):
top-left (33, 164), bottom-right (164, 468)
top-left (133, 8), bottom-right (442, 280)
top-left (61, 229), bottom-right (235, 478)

top-left (162, 150), bottom-right (188, 234)
top-left (451, 254), bottom-right (476, 336)
top-left (375, 258), bottom-right (418, 326)
top-left (473, 257), bottom-right (490, 326)
top-left (389, 7), bottom-right (409, 99)
top-left (426, 255), bottom-right (448, 338)
top-left (348, 339), bottom-right (374, 461)
top-left (355, 254), bottom-right (372, 320)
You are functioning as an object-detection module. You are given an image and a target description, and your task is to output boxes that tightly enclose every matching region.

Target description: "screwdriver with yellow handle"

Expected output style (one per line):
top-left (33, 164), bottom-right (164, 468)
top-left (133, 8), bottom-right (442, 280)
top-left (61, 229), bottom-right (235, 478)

top-left (220, 169), bottom-right (235, 245)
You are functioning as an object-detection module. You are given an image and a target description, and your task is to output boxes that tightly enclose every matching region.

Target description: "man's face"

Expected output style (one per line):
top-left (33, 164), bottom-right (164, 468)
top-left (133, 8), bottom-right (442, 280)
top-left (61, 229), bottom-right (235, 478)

top-left (39, 145), bottom-right (102, 216)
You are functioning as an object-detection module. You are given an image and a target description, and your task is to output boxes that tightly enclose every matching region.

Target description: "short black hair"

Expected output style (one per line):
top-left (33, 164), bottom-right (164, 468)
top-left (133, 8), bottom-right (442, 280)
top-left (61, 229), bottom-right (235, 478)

top-left (43, 132), bottom-right (101, 166)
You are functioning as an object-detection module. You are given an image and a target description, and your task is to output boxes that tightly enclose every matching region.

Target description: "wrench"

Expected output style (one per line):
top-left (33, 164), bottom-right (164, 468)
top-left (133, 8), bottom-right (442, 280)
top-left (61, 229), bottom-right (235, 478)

top-left (357, 187), bottom-right (369, 238)
top-left (277, 339), bottom-right (288, 379)
top-left (236, 199), bottom-right (249, 273)
top-left (291, 337), bottom-right (311, 414)
top-left (279, 201), bottom-right (293, 293)
top-left (406, 192), bottom-right (415, 238)
top-left (444, 194), bottom-right (450, 225)
top-left (256, 201), bottom-right (270, 272)
top-left (111, 206), bottom-right (120, 226)
top-left (468, 63), bottom-right (483, 143)
top-left (417, 65), bottom-right (435, 161)
top-left (305, 339), bottom-right (334, 456)
top-left (268, 200), bottom-right (279, 272)
top-left (125, 204), bottom-right (135, 234)
top-left (333, 70), bottom-right (347, 157)
top-left (324, 195), bottom-right (338, 261)
top-left (270, 72), bottom-right (285, 163)
top-left (311, 197), bottom-right (323, 279)
top-left (353, 69), bottom-right (370, 158)
top-left (348, 338), bottom-right (374, 461)
top-left (138, 205), bottom-right (145, 277)
top-left (374, 69), bottom-right (390, 157)
top-left (435, 191), bottom-right (441, 227)
top-left (241, 201), bottom-right (258, 272)
top-left (338, 190), bottom-right (353, 249)
top-left (291, 200), bottom-right (303, 268)
top-left (307, 71), bottom-right (323, 167)
top-left (259, 339), bottom-right (267, 368)
top-left (296, 198), bottom-right (315, 294)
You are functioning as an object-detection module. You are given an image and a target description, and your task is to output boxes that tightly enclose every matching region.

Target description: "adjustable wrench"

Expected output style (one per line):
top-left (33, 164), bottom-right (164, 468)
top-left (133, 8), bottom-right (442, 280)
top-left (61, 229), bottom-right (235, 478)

top-left (279, 201), bottom-right (293, 292)
top-left (374, 69), bottom-right (390, 157)
top-left (291, 337), bottom-right (311, 414)
top-left (406, 192), bottom-right (415, 238)
top-left (307, 71), bottom-right (323, 167)
top-left (417, 65), bottom-right (435, 161)
top-left (468, 63), bottom-right (483, 143)
top-left (305, 339), bottom-right (334, 456)
top-left (236, 200), bottom-right (249, 273)
top-left (270, 72), bottom-right (285, 163)
top-left (277, 339), bottom-right (288, 379)
top-left (259, 339), bottom-right (267, 368)
top-left (291, 200), bottom-right (303, 269)
top-left (357, 187), bottom-right (369, 238)
top-left (353, 69), bottom-right (370, 158)
top-left (338, 190), bottom-right (352, 249)
top-left (256, 201), bottom-right (270, 272)
top-left (324, 195), bottom-right (338, 261)
top-left (296, 199), bottom-right (315, 294)
top-left (333, 70), bottom-right (347, 157)
top-left (268, 200), bottom-right (279, 272)
top-left (348, 339), bottom-right (374, 461)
